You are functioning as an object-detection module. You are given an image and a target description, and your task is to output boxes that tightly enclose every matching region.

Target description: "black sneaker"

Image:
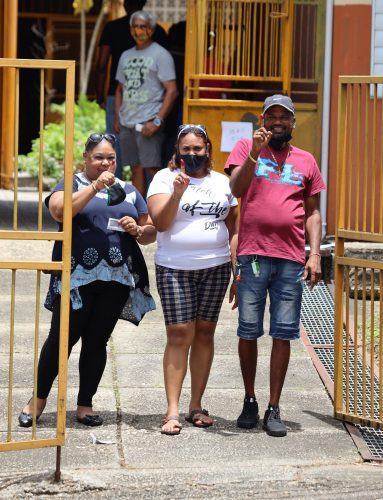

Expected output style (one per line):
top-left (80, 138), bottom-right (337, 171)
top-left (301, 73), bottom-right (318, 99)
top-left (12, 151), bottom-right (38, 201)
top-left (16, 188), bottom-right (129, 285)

top-left (237, 396), bottom-right (259, 429)
top-left (263, 405), bottom-right (287, 437)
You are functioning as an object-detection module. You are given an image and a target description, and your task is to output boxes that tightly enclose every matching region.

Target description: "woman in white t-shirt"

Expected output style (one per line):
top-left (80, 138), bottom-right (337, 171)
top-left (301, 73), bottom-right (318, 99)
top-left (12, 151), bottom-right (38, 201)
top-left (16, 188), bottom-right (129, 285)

top-left (147, 124), bottom-right (238, 435)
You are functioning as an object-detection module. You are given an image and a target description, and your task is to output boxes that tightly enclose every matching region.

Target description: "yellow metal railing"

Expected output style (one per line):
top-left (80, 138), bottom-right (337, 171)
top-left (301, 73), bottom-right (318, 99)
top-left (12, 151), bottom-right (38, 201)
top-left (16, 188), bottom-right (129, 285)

top-left (183, 0), bottom-right (325, 175)
top-left (0, 59), bottom-right (74, 476)
top-left (184, 0), bottom-right (295, 103)
top-left (334, 76), bottom-right (383, 430)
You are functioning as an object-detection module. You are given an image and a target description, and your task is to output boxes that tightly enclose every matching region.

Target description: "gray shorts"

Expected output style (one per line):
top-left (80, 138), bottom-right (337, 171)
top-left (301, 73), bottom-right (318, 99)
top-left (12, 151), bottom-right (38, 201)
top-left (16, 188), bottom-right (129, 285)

top-left (120, 125), bottom-right (164, 168)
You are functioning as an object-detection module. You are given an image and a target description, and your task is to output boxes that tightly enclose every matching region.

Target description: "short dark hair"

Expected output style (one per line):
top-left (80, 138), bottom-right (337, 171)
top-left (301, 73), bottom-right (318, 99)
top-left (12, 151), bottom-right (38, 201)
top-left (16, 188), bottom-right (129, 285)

top-left (124, 0), bottom-right (147, 13)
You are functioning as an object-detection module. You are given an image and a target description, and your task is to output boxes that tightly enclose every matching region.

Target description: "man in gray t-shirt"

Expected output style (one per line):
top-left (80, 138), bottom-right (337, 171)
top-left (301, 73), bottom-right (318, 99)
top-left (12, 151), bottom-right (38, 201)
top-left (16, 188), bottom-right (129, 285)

top-left (115, 10), bottom-right (178, 197)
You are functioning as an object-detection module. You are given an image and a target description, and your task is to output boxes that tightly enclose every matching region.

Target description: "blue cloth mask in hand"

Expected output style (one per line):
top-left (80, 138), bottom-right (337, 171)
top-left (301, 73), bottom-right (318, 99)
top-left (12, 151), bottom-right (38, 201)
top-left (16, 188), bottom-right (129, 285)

top-left (176, 154), bottom-right (208, 175)
top-left (106, 182), bottom-right (126, 206)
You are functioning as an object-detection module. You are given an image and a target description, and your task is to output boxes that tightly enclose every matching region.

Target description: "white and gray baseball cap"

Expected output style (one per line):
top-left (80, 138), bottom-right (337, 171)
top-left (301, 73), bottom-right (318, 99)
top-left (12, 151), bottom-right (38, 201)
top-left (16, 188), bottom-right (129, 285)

top-left (263, 94), bottom-right (295, 115)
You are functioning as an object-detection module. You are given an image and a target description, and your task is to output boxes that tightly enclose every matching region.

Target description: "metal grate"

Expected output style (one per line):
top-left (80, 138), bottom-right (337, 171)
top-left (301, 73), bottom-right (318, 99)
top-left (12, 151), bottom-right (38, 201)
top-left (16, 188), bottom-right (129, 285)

top-left (301, 281), bottom-right (383, 460)
top-left (301, 282), bottom-right (344, 345)
top-left (314, 347), bottom-right (381, 420)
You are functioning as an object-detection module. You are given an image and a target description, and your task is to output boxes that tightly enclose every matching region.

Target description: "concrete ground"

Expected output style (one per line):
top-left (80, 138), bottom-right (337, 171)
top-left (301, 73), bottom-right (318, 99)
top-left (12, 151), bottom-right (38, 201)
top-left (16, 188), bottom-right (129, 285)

top-left (0, 189), bottom-right (382, 499)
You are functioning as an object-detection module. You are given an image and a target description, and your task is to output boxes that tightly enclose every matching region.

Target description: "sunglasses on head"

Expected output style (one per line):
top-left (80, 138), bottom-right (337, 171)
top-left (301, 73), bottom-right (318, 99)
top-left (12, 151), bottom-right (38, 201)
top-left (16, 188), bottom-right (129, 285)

top-left (85, 133), bottom-right (116, 149)
top-left (177, 124), bottom-right (207, 138)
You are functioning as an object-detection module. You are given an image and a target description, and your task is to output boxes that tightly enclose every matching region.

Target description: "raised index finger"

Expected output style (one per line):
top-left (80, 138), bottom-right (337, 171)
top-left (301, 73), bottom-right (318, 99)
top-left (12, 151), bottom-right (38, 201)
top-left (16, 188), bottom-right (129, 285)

top-left (180, 159), bottom-right (186, 175)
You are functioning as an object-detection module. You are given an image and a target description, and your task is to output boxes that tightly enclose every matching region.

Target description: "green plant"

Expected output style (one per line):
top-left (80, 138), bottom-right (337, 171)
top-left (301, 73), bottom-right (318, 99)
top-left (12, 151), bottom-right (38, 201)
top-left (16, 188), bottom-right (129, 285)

top-left (18, 95), bottom-right (106, 184)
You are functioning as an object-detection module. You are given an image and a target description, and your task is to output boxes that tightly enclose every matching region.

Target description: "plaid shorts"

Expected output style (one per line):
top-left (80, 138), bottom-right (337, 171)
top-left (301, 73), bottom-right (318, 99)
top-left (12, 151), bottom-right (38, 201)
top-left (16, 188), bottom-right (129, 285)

top-left (155, 262), bottom-right (231, 325)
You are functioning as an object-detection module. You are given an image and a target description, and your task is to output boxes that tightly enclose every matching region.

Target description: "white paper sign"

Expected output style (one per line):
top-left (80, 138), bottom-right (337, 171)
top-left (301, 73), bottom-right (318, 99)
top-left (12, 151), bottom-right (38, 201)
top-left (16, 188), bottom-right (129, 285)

top-left (220, 121), bottom-right (253, 152)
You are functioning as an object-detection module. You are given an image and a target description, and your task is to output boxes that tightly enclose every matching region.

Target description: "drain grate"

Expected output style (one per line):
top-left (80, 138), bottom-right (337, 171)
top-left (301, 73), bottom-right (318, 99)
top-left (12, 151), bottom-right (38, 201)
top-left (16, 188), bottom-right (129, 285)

top-left (357, 426), bottom-right (383, 459)
top-left (301, 282), bottom-right (345, 345)
top-left (314, 347), bottom-right (381, 419)
top-left (301, 281), bottom-right (383, 460)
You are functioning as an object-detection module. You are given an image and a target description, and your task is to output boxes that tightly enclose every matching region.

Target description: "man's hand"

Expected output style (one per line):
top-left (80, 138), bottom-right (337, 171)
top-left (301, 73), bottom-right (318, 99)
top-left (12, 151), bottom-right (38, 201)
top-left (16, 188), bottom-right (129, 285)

top-left (304, 254), bottom-right (322, 288)
top-left (229, 281), bottom-right (238, 310)
top-left (251, 127), bottom-right (272, 155)
top-left (142, 121), bottom-right (159, 137)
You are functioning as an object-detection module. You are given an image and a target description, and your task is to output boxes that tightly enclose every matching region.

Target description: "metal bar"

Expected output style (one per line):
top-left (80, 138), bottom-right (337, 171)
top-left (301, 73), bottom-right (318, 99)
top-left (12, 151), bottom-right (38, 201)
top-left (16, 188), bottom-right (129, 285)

top-left (55, 447), bottom-right (61, 482)
top-left (38, 69), bottom-right (45, 231)
top-left (0, 438), bottom-right (63, 452)
top-left (336, 257), bottom-right (383, 271)
top-left (355, 84), bottom-right (361, 231)
top-left (334, 412), bottom-right (383, 430)
top-left (13, 68), bottom-right (20, 230)
top-left (370, 270), bottom-right (375, 419)
top-left (0, 231), bottom-right (64, 240)
top-left (230, 0), bottom-right (235, 76)
top-left (32, 270), bottom-right (42, 440)
top-left (281, 0), bottom-right (293, 94)
top-left (0, 58), bottom-right (75, 69)
top-left (352, 85), bottom-right (361, 230)
top-left (370, 84), bottom-right (377, 233)
top-left (362, 269), bottom-right (367, 416)
top-left (263, 1), bottom-right (269, 77)
top-left (334, 79), bottom-right (347, 415)
top-left (380, 88), bottom-right (383, 234)
top-left (0, 262), bottom-right (62, 271)
top-left (7, 270), bottom-right (16, 442)
top-left (246, 2), bottom-right (251, 76)
top-left (345, 268), bottom-right (350, 413)
top-left (362, 85), bottom-right (368, 232)
top-left (380, 270), bottom-right (383, 421)
top-left (55, 60), bottom-right (75, 445)
top-left (339, 75), bottom-right (383, 84)
top-left (337, 230), bottom-right (383, 243)
top-left (254, 3), bottom-right (263, 76)
top-left (354, 268), bottom-right (358, 416)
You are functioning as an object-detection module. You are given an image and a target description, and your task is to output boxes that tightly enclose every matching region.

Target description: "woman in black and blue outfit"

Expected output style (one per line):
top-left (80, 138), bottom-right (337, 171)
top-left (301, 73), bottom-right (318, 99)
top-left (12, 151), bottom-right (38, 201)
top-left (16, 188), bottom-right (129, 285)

top-left (18, 133), bottom-right (156, 427)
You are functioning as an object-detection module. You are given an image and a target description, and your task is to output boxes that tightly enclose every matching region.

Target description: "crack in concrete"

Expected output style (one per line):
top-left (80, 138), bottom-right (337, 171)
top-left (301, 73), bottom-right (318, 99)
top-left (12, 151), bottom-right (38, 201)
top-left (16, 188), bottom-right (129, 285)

top-left (109, 337), bottom-right (126, 468)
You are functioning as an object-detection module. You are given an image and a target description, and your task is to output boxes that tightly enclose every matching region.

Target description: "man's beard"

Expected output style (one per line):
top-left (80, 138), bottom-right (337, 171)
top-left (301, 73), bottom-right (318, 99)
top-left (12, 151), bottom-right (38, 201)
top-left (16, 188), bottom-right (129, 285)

top-left (269, 133), bottom-right (292, 150)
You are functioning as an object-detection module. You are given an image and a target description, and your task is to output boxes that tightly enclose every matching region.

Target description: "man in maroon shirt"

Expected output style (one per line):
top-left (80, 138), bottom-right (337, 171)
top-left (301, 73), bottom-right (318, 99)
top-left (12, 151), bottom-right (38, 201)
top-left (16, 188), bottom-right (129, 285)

top-left (224, 94), bottom-right (325, 437)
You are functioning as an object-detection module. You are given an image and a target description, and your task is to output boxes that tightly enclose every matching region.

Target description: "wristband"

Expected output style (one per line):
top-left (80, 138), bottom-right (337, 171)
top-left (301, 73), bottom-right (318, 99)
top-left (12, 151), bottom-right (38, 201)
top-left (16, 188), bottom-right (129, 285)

top-left (248, 151), bottom-right (258, 164)
top-left (171, 194), bottom-right (181, 202)
top-left (309, 253), bottom-right (321, 258)
top-left (91, 181), bottom-right (100, 193)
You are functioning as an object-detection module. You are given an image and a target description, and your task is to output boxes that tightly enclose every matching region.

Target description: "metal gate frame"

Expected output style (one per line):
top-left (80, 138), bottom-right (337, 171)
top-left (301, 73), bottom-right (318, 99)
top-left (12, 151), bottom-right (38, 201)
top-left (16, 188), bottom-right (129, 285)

top-left (183, 0), bottom-right (326, 173)
top-left (334, 76), bottom-right (383, 430)
top-left (0, 58), bottom-right (74, 478)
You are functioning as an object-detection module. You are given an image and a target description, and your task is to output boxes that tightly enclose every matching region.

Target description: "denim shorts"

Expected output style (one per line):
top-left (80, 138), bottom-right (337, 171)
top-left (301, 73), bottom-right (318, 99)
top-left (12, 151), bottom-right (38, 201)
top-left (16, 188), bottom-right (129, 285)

top-left (236, 255), bottom-right (304, 341)
top-left (156, 262), bottom-right (231, 325)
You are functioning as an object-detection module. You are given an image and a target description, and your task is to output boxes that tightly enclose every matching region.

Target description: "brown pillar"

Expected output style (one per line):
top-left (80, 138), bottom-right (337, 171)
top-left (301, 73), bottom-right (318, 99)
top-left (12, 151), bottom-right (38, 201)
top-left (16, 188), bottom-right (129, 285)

top-left (0, 0), bottom-right (17, 189)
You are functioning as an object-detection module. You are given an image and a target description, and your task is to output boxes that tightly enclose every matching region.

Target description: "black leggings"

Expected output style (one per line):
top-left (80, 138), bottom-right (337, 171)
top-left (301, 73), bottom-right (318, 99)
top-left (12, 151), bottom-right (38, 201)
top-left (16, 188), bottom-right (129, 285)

top-left (37, 280), bottom-right (130, 407)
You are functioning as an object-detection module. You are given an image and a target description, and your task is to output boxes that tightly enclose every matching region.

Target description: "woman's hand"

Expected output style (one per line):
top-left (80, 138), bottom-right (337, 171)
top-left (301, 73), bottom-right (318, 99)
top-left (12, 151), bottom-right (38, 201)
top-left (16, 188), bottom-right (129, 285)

top-left (119, 216), bottom-right (141, 237)
top-left (173, 160), bottom-right (190, 199)
top-left (95, 167), bottom-right (115, 190)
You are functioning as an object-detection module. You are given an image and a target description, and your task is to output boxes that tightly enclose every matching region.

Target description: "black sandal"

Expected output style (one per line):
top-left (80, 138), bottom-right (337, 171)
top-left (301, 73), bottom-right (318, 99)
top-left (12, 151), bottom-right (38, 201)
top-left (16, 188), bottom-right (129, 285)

top-left (76, 414), bottom-right (103, 426)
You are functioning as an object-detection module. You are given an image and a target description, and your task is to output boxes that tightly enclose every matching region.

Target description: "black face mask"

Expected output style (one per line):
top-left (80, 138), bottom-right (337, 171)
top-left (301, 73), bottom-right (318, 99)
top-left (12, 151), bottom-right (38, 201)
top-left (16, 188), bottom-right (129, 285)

top-left (176, 154), bottom-right (208, 175)
top-left (106, 182), bottom-right (126, 206)
top-left (269, 133), bottom-right (292, 150)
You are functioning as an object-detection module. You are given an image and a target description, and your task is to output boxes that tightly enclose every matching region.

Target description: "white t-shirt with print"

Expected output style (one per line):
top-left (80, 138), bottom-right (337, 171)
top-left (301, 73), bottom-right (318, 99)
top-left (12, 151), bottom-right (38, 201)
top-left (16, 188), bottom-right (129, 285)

top-left (147, 168), bottom-right (238, 270)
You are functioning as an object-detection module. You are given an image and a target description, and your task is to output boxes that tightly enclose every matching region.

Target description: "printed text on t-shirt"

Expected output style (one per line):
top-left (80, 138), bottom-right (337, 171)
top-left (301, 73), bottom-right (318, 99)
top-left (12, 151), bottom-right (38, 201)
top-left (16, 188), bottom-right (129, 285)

top-left (182, 200), bottom-right (228, 218)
